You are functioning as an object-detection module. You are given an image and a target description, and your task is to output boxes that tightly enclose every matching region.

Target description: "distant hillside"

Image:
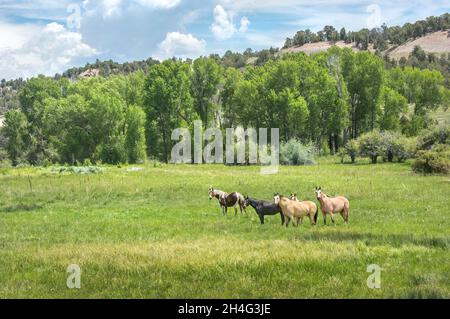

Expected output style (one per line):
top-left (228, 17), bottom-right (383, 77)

top-left (387, 30), bottom-right (450, 59)
top-left (282, 13), bottom-right (450, 56)
top-left (280, 30), bottom-right (450, 59)
top-left (280, 40), bottom-right (365, 55)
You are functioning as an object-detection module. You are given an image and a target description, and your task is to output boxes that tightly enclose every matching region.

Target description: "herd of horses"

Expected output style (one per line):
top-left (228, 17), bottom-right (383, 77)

top-left (208, 187), bottom-right (349, 227)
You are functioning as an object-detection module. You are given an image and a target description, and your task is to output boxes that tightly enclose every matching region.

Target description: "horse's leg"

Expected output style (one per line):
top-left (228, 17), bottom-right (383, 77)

top-left (259, 213), bottom-right (264, 225)
top-left (330, 212), bottom-right (336, 225)
top-left (234, 204), bottom-right (238, 216)
top-left (285, 216), bottom-right (291, 227)
top-left (343, 206), bottom-right (349, 224)
top-left (309, 210), bottom-right (316, 226)
top-left (323, 213), bottom-right (327, 225)
top-left (280, 213), bottom-right (285, 226)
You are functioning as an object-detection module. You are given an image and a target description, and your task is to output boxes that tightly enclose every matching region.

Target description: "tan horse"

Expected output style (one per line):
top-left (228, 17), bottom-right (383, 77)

top-left (314, 187), bottom-right (349, 225)
top-left (289, 193), bottom-right (318, 225)
top-left (273, 193), bottom-right (318, 227)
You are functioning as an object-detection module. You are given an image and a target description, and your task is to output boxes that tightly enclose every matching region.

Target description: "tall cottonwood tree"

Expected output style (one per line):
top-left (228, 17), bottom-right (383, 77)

top-left (144, 60), bottom-right (193, 163)
top-left (190, 57), bottom-right (222, 129)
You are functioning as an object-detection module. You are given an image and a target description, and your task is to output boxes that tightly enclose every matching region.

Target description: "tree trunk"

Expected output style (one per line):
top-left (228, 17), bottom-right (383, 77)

top-left (387, 151), bottom-right (393, 162)
top-left (371, 155), bottom-right (377, 164)
top-left (334, 134), bottom-right (339, 153)
top-left (328, 135), bottom-right (334, 155)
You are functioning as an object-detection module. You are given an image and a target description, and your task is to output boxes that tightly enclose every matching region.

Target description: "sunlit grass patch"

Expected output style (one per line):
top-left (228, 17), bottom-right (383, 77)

top-left (0, 161), bottom-right (449, 298)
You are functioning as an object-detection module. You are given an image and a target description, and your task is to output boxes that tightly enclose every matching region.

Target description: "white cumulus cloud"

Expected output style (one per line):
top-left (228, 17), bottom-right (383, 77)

top-left (0, 22), bottom-right (98, 79)
top-left (210, 5), bottom-right (250, 40)
top-left (136, 0), bottom-right (181, 9)
top-left (86, 0), bottom-right (181, 20)
top-left (158, 31), bottom-right (206, 58)
top-left (102, 0), bottom-right (123, 18)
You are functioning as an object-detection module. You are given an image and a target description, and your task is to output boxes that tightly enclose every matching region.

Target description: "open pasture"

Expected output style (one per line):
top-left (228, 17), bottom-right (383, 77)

top-left (0, 160), bottom-right (449, 298)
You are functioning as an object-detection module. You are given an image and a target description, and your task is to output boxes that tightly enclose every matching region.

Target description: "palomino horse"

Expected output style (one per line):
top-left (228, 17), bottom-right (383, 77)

top-left (289, 193), bottom-right (318, 225)
top-left (208, 187), bottom-right (246, 216)
top-left (273, 193), bottom-right (318, 227)
top-left (244, 196), bottom-right (284, 225)
top-left (314, 187), bottom-right (349, 225)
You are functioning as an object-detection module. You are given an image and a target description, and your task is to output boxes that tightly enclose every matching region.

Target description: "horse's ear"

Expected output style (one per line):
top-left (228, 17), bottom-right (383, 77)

top-left (294, 193), bottom-right (297, 196)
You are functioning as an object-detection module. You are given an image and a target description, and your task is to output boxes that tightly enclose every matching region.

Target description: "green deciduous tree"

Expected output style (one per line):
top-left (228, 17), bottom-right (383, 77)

top-left (357, 130), bottom-right (384, 163)
top-left (125, 104), bottom-right (147, 164)
top-left (378, 87), bottom-right (408, 131)
top-left (190, 57), bottom-right (222, 129)
top-left (144, 60), bottom-right (193, 162)
top-left (2, 109), bottom-right (28, 166)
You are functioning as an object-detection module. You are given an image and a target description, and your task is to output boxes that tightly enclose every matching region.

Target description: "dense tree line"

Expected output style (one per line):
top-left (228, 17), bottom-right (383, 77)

top-left (2, 73), bottom-right (147, 165)
top-left (283, 13), bottom-right (450, 51)
top-left (0, 78), bottom-right (25, 114)
top-left (0, 49), bottom-right (278, 120)
top-left (59, 58), bottom-right (160, 80)
top-left (1, 47), bottom-right (449, 166)
top-left (384, 46), bottom-right (450, 89)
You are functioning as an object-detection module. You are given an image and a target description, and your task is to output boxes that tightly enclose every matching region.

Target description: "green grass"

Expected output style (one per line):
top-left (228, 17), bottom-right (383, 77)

top-left (0, 160), bottom-right (449, 298)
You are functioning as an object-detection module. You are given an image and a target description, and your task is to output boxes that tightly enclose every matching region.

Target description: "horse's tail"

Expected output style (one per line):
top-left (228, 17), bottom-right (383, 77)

top-left (313, 203), bottom-right (318, 225)
top-left (237, 193), bottom-right (246, 209)
top-left (344, 199), bottom-right (349, 223)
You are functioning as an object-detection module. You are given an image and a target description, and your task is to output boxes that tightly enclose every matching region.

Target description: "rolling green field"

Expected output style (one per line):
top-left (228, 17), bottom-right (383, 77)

top-left (0, 160), bottom-right (449, 298)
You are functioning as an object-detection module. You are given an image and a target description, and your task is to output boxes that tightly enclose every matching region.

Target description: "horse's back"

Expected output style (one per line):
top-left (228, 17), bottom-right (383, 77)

top-left (292, 201), bottom-right (310, 217)
top-left (227, 192), bottom-right (245, 207)
top-left (261, 201), bottom-right (282, 214)
top-left (331, 196), bottom-right (349, 212)
top-left (304, 200), bottom-right (317, 213)
top-left (336, 196), bottom-right (349, 205)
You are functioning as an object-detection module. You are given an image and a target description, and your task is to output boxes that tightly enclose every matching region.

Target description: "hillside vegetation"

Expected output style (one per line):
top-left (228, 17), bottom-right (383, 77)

top-left (283, 13), bottom-right (450, 53)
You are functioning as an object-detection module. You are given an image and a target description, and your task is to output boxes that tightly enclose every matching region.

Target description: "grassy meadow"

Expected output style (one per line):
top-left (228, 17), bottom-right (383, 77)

top-left (0, 159), bottom-right (449, 298)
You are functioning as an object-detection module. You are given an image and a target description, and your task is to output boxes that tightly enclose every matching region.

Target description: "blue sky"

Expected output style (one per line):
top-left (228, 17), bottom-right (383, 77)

top-left (0, 0), bottom-right (449, 79)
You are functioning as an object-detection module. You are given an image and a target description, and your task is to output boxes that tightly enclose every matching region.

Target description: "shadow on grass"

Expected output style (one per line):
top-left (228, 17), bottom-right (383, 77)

top-left (1, 203), bottom-right (44, 213)
top-left (294, 230), bottom-right (449, 249)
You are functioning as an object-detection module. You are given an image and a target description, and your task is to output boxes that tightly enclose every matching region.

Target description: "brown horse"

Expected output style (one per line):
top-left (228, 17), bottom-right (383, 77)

top-left (314, 187), bottom-right (349, 225)
top-left (273, 193), bottom-right (318, 227)
top-left (208, 187), bottom-right (246, 216)
top-left (289, 193), bottom-right (318, 225)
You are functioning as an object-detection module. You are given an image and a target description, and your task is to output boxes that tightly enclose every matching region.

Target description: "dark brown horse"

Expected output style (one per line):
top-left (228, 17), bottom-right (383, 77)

top-left (208, 187), bottom-right (247, 216)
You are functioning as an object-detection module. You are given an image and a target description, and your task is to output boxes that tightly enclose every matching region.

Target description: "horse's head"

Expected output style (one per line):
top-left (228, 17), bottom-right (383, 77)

top-left (315, 186), bottom-right (323, 200)
top-left (208, 187), bottom-right (215, 200)
top-left (243, 195), bottom-right (250, 207)
top-left (290, 193), bottom-right (298, 201)
top-left (273, 193), bottom-right (281, 205)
